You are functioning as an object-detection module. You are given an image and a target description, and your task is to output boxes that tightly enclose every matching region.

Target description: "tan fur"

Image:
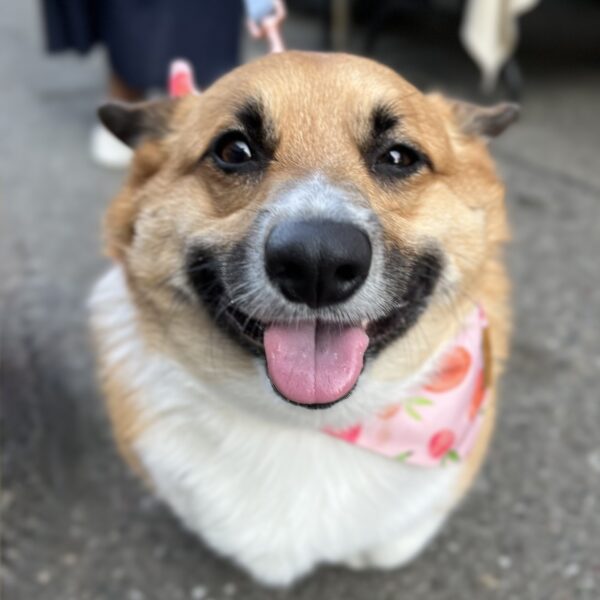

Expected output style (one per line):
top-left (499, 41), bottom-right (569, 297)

top-left (101, 371), bottom-right (151, 481)
top-left (88, 301), bottom-right (152, 480)
top-left (97, 51), bottom-right (511, 511)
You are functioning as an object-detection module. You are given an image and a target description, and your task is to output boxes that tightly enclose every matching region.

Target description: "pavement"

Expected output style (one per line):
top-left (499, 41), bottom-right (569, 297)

top-left (2, 2), bottom-right (600, 599)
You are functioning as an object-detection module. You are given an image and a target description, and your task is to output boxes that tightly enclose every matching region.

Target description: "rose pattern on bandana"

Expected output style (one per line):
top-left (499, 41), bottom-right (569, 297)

top-left (325, 307), bottom-right (490, 468)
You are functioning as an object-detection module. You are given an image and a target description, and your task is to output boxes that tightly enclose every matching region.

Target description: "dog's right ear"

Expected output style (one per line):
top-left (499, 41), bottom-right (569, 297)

top-left (98, 99), bottom-right (177, 148)
top-left (451, 100), bottom-right (520, 140)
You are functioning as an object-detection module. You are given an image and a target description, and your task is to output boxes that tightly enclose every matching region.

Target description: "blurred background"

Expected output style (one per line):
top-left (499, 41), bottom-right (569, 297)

top-left (1, 1), bottom-right (599, 599)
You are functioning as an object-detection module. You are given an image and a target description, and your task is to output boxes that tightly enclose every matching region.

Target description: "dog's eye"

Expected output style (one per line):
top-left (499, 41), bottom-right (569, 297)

top-left (216, 135), bottom-right (253, 164)
top-left (211, 132), bottom-right (258, 172)
top-left (378, 144), bottom-right (421, 169)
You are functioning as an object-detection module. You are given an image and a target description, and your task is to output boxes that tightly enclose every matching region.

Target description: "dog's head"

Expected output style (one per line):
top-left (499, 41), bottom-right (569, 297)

top-left (100, 52), bottom-right (516, 424)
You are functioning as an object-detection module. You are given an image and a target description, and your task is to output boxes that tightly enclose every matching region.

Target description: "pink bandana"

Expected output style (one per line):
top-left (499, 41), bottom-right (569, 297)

top-left (325, 308), bottom-right (491, 467)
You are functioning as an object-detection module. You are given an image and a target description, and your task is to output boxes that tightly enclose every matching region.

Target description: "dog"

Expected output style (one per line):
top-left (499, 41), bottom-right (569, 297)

top-left (89, 51), bottom-right (517, 586)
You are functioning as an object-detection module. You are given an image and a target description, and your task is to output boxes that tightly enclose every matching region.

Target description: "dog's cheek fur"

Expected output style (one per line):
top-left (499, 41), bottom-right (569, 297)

top-left (118, 197), bottom-right (263, 383)
top-left (364, 127), bottom-right (509, 385)
top-left (381, 140), bottom-right (506, 303)
top-left (104, 141), bottom-right (170, 261)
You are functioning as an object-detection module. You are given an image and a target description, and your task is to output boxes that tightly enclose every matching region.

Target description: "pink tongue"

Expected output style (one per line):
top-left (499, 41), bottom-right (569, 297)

top-left (264, 322), bottom-right (369, 405)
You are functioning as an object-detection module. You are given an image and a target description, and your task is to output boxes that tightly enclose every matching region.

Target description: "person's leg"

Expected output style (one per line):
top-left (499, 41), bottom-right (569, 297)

top-left (99, 0), bottom-right (244, 93)
top-left (92, 0), bottom-right (244, 167)
top-left (171, 0), bottom-right (244, 88)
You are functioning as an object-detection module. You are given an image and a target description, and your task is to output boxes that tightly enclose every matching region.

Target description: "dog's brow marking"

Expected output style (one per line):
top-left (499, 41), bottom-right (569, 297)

top-left (235, 99), bottom-right (274, 151)
top-left (371, 105), bottom-right (399, 140)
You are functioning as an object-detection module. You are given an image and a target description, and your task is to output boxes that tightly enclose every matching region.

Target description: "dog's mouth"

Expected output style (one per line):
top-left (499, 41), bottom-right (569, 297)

top-left (187, 249), bottom-right (441, 409)
top-left (223, 306), bottom-right (400, 408)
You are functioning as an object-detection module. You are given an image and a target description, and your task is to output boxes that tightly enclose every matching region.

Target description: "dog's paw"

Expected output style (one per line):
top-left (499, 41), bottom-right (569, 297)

top-left (344, 515), bottom-right (447, 572)
top-left (239, 554), bottom-right (313, 588)
top-left (342, 551), bottom-right (372, 571)
top-left (344, 538), bottom-right (423, 572)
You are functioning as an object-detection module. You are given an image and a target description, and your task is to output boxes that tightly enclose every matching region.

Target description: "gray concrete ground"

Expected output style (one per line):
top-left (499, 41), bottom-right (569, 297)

top-left (2, 2), bottom-right (600, 599)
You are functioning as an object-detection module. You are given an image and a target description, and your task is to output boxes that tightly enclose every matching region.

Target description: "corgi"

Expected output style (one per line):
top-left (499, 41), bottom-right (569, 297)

top-left (89, 52), bottom-right (517, 587)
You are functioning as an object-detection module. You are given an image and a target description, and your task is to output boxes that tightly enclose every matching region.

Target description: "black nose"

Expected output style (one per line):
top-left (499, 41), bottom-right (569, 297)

top-left (265, 220), bottom-right (372, 308)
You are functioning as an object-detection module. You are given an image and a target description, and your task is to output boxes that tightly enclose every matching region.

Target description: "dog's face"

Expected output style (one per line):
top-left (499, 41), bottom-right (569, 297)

top-left (100, 52), bottom-right (515, 423)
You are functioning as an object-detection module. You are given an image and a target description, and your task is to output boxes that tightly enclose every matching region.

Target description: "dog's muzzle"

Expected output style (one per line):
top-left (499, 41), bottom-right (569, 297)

top-left (186, 177), bottom-right (442, 410)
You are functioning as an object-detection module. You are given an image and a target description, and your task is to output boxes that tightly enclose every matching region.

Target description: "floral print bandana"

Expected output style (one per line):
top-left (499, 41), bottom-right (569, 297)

top-left (325, 307), bottom-right (491, 467)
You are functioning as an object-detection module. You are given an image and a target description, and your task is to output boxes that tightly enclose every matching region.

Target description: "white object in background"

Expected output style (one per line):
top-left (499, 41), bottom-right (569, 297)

top-left (90, 122), bottom-right (133, 169)
top-left (461, 0), bottom-right (540, 92)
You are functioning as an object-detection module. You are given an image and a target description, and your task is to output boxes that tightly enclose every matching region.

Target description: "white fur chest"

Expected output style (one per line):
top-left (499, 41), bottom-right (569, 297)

top-left (135, 396), bottom-right (459, 585)
top-left (90, 267), bottom-right (463, 586)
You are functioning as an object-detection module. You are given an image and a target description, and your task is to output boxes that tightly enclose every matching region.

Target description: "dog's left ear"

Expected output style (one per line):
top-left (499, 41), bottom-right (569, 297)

top-left (450, 100), bottom-right (520, 140)
top-left (98, 99), bottom-right (177, 148)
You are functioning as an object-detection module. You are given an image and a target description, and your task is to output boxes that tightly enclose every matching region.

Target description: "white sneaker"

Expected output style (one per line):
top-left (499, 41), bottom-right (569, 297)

top-left (90, 122), bottom-right (133, 169)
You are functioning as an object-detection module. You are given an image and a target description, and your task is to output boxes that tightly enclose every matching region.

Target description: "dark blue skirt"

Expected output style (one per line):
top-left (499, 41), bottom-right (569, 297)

top-left (42, 0), bottom-right (244, 90)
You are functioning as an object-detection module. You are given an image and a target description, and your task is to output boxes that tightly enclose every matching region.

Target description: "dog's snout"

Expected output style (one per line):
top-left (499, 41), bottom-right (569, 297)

top-left (265, 220), bottom-right (372, 308)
